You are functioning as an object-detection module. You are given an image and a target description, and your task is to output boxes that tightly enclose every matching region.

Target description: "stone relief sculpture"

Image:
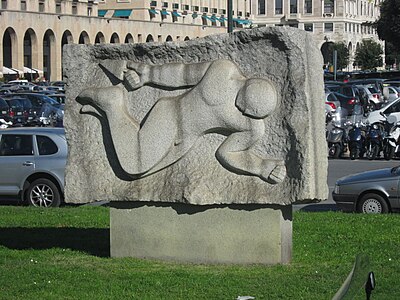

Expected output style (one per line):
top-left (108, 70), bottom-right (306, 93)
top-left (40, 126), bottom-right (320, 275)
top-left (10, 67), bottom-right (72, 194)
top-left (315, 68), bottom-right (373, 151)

top-left (77, 59), bottom-right (286, 184)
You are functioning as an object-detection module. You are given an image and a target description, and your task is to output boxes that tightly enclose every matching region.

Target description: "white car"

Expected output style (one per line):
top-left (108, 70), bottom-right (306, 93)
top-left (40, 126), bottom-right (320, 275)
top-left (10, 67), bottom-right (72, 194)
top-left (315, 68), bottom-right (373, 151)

top-left (366, 98), bottom-right (400, 124)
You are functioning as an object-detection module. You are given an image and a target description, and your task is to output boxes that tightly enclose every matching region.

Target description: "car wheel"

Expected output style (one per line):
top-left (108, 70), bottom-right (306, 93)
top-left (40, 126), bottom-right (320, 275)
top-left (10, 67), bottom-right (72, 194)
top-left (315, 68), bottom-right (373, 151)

top-left (26, 178), bottom-right (61, 208)
top-left (357, 193), bottom-right (389, 214)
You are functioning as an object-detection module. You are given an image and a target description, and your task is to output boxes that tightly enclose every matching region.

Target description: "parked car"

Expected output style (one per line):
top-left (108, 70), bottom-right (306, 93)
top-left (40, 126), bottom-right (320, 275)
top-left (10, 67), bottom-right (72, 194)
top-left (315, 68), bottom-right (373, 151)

top-left (3, 98), bottom-right (25, 125)
top-left (333, 166), bottom-right (400, 213)
top-left (0, 127), bottom-right (66, 207)
top-left (48, 93), bottom-right (66, 104)
top-left (325, 82), bottom-right (362, 104)
top-left (366, 97), bottom-right (400, 124)
top-left (354, 85), bottom-right (383, 110)
top-left (8, 96), bottom-right (37, 125)
top-left (0, 97), bottom-right (10, 122)
top-left (383, 86), bottom-right (400, 103)
top-left (13, 92), bottom-right (62, 116)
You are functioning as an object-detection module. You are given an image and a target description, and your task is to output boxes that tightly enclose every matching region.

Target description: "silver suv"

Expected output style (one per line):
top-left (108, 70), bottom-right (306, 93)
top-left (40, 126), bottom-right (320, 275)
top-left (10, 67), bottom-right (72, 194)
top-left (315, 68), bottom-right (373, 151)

top-left (0, 127), bottom-right (66, 207)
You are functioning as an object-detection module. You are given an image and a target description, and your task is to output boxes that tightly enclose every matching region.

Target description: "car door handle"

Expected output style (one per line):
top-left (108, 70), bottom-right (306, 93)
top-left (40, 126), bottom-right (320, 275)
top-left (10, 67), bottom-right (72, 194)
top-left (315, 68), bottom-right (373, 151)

top-left (23, 161), bottom-right (34, 166)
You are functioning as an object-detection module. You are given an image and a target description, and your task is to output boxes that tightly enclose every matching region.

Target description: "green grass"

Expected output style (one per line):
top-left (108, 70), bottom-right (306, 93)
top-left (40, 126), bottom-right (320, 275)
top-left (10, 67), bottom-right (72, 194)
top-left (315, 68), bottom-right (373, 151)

top-left (0, 206), bottom-right (399, 299)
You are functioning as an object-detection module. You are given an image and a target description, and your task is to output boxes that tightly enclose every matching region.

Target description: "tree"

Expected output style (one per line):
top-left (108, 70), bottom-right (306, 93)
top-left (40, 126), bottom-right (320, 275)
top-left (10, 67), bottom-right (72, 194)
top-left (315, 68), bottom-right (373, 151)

top-left (332, 42), bottom-right (350, 70)
top-left (354, 39), bottom-right (383, 71)
top-left (385, 42), bottom-right (400, 69)
top-left (321, 42), bottom-right (349, 70)
top-left (375, 0), bottom-right (400, 51)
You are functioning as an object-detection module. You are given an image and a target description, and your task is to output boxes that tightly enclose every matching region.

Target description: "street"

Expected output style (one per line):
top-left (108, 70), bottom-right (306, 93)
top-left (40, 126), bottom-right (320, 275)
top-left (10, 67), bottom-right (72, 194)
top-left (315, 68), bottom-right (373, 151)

top-left (294, 158), bottom-right (399, 212)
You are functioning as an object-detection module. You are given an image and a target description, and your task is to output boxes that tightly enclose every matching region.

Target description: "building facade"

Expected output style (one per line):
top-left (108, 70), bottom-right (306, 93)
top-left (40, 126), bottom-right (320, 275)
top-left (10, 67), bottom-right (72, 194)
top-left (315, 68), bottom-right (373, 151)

top-left (0, 0), bottom-right (383, 81)
top-left (252, 0), bottom-right (384, 70)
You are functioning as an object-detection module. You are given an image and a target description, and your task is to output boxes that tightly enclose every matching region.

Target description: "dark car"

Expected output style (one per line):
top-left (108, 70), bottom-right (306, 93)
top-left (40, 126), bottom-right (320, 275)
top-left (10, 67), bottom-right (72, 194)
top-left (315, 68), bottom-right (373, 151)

top-left (48, 93), bottom-right (65, 104)
top-left (4, 98), bottom-right (25, 125)
top-left (325, 82), bottom-right (362, 103)
top-left (13, 93), bottom-right (61, 114)
top-left (0, 97), bottom-right (10, 122)
top-left (333, 166), bottom-right (400, 214)
top-left (329, 92), bottom-right (360, 115)
top-left (9, 96), bottom-right (37, 125)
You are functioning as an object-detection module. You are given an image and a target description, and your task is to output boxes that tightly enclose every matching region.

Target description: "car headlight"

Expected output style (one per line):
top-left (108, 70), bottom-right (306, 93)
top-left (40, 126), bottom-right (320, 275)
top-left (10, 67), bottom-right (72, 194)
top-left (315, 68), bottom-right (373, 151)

top-left (334, 184), bottom-right (340, 194)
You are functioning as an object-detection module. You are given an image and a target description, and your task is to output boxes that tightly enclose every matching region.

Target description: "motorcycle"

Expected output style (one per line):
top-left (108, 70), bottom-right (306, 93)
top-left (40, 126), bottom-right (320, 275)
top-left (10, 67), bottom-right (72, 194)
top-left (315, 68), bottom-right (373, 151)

top-left (382, 114), bottom-right (400, 160)
top-left (348, 121), bottom-right (366, 160)
top-left (365, 122), bottom-right (384, 160)
top-left (327, 107), bottom-right (348, 159)
top-left (347, 105), bottom-right (366, 160)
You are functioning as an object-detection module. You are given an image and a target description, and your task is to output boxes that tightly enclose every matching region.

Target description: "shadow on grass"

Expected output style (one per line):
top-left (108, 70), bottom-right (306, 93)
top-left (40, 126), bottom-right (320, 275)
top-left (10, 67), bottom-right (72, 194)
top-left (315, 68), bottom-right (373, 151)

top-left (0, 228), bottom-right (110, 257)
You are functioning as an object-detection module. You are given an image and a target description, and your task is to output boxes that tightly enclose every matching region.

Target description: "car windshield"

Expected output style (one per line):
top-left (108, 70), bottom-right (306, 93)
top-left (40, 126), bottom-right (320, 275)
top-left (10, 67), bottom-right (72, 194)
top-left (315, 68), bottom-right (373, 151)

top-left (13, 98), bottom-right (32, 109)
top-left (6, 99), bottom-right (23, 108)
top-left (42, 96), bottom-right (61, 107)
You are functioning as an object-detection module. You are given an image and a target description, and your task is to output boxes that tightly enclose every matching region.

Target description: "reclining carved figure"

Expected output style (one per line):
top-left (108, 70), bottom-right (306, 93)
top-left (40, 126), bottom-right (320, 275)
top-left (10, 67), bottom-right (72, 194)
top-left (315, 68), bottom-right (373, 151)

top-left (77, 59), bottom-right (286, 184)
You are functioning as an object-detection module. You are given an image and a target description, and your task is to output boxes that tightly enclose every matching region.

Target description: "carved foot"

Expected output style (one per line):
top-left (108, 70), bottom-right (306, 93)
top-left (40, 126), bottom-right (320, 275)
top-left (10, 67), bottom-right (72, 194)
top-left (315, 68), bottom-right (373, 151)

top-left (77, 86), bottom-right (124, 112)
top-left (260, 160), bottom-right (286, 184)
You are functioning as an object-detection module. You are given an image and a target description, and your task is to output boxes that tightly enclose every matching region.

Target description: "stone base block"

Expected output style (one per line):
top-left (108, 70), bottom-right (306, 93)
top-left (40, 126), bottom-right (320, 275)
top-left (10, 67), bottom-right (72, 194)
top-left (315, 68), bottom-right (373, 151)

top-left (110, 202), bottom-right (292, 264)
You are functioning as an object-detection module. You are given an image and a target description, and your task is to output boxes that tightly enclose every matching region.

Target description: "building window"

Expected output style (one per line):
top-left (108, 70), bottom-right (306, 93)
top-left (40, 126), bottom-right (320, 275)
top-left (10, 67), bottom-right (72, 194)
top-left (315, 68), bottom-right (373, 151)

top-left (324, 0), bottom-right (334, 14)
top-left (212, 8), bottom-right (218, 14)
top-left (275, 0), bottom-right (283, 14)
top-left (304, 0), bottom-right (312, 14)
top-left (238, 11), bottom-right (243, 16)
top-left (290, 0), bottom-right (297, 13)
top-left (219, 9), bottom-right (226, 14)
top-left (357, 24), bottom-right (359, 33)
top-left (88, 6), bottom-right (93, 16)
top-left (55, 1), bottom-right (62, 14)
top-left (304, 23), bottom-right (313, 31)
top-left (192, 5), bottom-right (199, 11)
top-left (150, 1), bottom-right (157, 6)
top-left (72, 4), bottom-right (77, 14)
top-left (258, 0), bottom-right (266, 14)
top-left (20, 0), bottom-right (27, 11)
top-left (345, 23), bottom-right (347, 32)
top-left (172, 3), bottom-right (179, 9)
top-left (201, 7), bottom-right (208, 13)
top-left (183, 4), bottom-right (189, 11)
top-left (324, 23), bottom-right (334, 32)
top-left (1, 0), bottom-right (7, 9)
top-left (162, 2), bottom-right (168, 8)
top-left (39, 1), bottom-right (45, 12)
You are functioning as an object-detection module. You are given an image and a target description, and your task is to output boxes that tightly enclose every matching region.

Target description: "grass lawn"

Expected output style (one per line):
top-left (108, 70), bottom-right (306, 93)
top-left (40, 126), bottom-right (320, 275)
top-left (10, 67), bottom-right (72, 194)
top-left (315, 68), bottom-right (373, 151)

top-left (0, 206), bottom-right (399, 299)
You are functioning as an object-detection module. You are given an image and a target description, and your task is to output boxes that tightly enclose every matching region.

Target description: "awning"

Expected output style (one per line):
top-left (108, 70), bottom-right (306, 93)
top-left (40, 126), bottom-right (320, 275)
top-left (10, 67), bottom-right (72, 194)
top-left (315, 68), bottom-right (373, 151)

top-left (234, 18), bottom-right (252, 25)
top-left (172, 11), bottom-right (181, 17)
top-left (161, 10), bottom-right (169, 15)
top-left (98, 10), bottom-right (107, 17)
top-left (2, 66), bottom-right (18, 75)
top-left (202, 15), bottom-right (216, 22)
top-left (148, 9), bottom-right (158, 14)
top-left (113, 9), bottom-right (132, 17)
top-left (24, 66), bottom-right (38, 74)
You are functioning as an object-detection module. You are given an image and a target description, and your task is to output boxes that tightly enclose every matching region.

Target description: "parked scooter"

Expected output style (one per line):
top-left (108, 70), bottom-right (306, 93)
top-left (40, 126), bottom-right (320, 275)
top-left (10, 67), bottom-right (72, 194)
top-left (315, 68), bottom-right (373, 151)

top-left (327, 107), bottom-right (348, 158)
top-left (347, 105), bottom-right (366, 160)
top-left (364, 122), bottom-right (384, 160)
top-left (381, 113), bottom-right (400, 160)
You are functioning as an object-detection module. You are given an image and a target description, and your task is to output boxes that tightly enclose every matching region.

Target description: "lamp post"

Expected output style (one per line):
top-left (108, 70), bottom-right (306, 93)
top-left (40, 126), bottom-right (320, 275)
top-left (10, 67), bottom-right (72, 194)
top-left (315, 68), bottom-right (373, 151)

top-left (228, 0), bottom-right (233, 33)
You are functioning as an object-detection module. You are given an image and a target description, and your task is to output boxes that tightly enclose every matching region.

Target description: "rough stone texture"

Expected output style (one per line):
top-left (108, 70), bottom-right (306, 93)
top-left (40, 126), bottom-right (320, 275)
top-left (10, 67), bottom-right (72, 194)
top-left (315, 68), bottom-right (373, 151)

top-left (64, 27), bottom-right (328, 205)
top-left (110, 202), bottom-right (292, 264)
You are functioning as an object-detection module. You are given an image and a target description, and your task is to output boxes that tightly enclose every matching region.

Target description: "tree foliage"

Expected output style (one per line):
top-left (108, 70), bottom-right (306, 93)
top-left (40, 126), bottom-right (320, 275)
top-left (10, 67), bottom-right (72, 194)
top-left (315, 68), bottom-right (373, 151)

top-left (354, 39), bottom-right (383, 70)
top-left (385, 42), bottom-right (400, 69)
top-left (332, 42), bottom-right (350, 70)
top-left (322, 42), bottom-right (350, 70)
top-left (376, 0), bottom-right (400, 51)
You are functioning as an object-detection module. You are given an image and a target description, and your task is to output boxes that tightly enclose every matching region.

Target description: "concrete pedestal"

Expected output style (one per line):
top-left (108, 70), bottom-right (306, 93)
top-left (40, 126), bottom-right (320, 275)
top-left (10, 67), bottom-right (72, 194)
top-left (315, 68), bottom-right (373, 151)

top-left (110, 202), bottom-right (292, 264)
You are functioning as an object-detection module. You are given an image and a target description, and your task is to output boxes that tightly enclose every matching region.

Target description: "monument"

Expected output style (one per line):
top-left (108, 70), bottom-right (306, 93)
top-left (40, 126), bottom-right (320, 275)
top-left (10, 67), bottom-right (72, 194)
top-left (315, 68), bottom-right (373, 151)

top-left (64, 27), bottom-right (328, 264)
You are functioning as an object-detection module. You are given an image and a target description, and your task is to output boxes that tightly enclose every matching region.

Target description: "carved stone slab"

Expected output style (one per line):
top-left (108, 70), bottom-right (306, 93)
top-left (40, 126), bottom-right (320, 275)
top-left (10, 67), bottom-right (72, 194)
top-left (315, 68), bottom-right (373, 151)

top-left (63, 27), bottom-right (328, 205)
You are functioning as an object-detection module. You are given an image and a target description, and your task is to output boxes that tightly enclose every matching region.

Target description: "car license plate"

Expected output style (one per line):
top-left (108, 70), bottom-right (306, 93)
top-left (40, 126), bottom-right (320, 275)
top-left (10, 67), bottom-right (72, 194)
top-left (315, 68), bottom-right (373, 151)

top-left (1, 111), bottom-right (6, 114)
top-left (28, 117), bottom-right (33, 120)
top-left (17, 112), bottom-right (22, 115)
